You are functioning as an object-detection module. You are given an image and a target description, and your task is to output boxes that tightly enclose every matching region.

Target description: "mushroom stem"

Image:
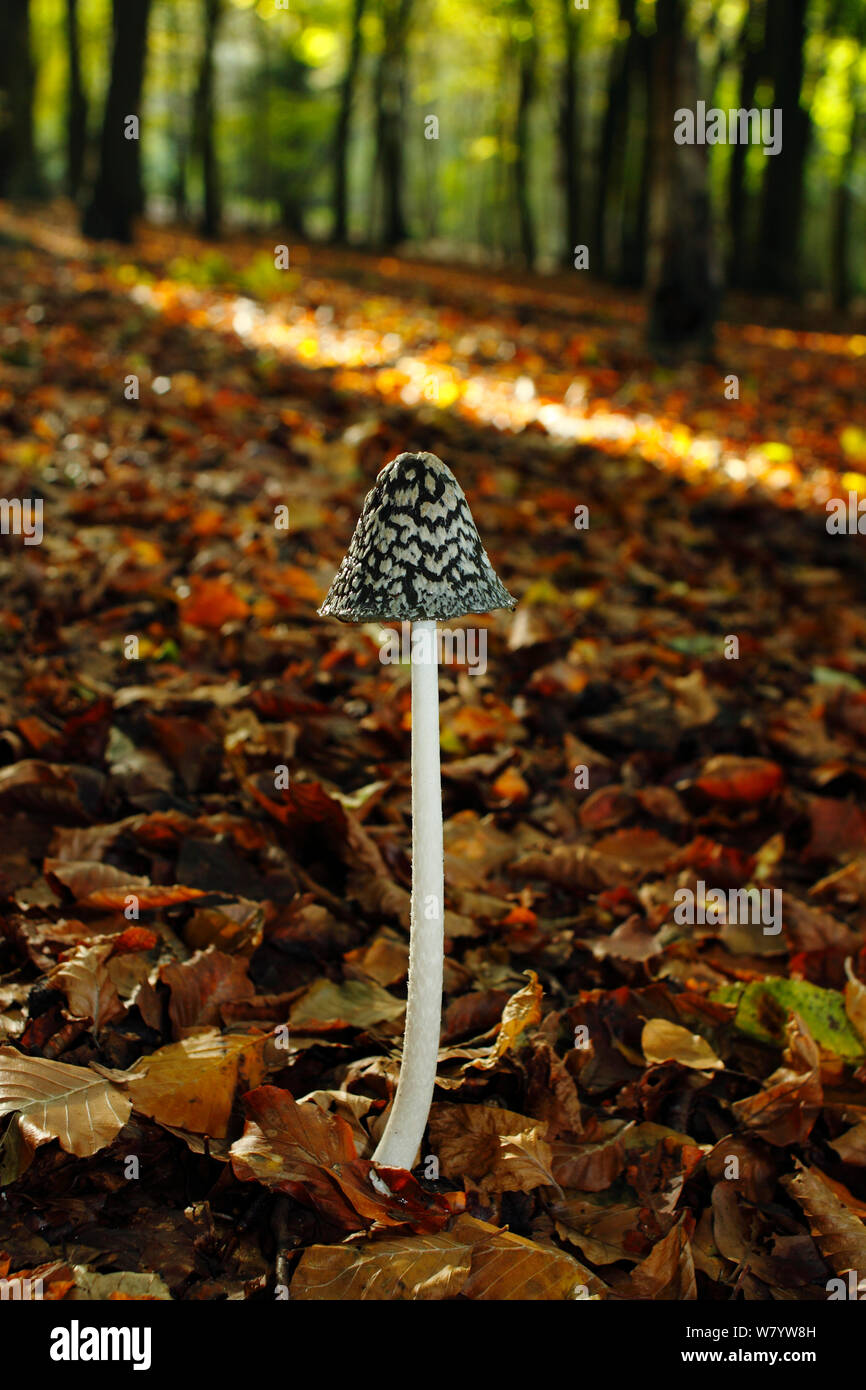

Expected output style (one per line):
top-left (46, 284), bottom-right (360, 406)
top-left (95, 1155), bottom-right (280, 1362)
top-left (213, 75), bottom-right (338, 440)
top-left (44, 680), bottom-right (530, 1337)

top-left (372, 619), bottom-right (444, 1171)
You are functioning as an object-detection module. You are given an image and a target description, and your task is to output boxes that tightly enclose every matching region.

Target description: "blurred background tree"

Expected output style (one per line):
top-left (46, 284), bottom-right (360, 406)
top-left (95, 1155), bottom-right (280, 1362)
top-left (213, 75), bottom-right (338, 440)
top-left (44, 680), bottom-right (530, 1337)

top-left (0, 0), bottom-right (864, 350)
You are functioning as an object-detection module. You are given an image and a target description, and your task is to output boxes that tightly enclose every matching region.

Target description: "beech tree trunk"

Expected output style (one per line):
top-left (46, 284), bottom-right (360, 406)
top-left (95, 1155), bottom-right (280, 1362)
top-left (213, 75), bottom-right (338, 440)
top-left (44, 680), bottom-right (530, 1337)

top-left (558, 0), bottom-right (580, 268)
top-left (373, 0), bottom-right (413, 247)
top-left (593, 0), bottom-right (638, 279)
top-left (65, 0), bottom-right (88, 201)
top-left (333, 0), bottom-right (367, 243)
top-left (646, 0), bottom-right (718, 359)
top-left (192, 0), bottom-right (222, 240)
top-left (727, 0), bottom-right (766, 287)
top-left (82, 0), bottom-right (152, 242)
top-left (830, 102), bottom-right (863, 312)
top-left (167, 0), bottom-right (189, 222)
top-left (756, 0), bottom-right (810, 296)
top-left (619, 30), bottom-right (652, 285)
top-left (0, 0), bottom-right (40, 198)
top-left (513, 0), bottom-right (537, 268)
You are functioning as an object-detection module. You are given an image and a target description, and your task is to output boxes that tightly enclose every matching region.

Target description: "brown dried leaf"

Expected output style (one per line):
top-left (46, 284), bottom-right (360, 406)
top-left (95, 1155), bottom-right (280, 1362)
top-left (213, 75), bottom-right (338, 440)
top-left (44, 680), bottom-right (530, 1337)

top-left (0, 1046), bottom-right (131, 1159)
top-left (68, 1268), bottom-right (173, 1300)
top-left (44, 859), bottom-right (149, 901)
top-left (161, 948), bottom-right (254, 1037)
top-left (551, 1195), bottom-right (646, 1265)
top-left (290, 1232), bottom-right (473, 1300)
top-left (125, 1030), bottom-right (269, 1137)
top-left (830, 1121), bottom-right (866, 1166)
top-left (550, 1126), bottom-right (629, 1192)
top-left (230, 1085), bottom-right (452, 1232)
top-left (782, 1164), bottom-right (866, 1277)
top-left (627, 1216), bottom-right (696, 1300)
top-left (289, 978), bottom-right (405, 1032)
top-left (452, 1214), bottom-right (601, 1300)
top-left (47, 942), bottom-right (126, 1032)
top-left (497, 1128), bottom-right (561, 1194)
top-left (429, 1103), bottom-right (542, 1182)
top-left (731, 1014), bottom-right (822, 1145)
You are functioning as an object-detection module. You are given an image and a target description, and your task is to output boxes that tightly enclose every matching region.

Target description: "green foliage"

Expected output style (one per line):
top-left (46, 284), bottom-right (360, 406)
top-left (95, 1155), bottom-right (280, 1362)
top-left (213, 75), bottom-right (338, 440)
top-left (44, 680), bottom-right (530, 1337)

top-left (19, 0), bottom-right (866, 295)
top-left (713, 978), bottom-right (865, 1060)
top-left (167, 251), bottom-right (234, 287)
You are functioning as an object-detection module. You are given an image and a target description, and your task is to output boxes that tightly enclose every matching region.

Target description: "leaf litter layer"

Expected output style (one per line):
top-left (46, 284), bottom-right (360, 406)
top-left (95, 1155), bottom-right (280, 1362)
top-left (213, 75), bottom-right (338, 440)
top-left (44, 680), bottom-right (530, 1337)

top-left (0, 212), bottom-right (865, 1301)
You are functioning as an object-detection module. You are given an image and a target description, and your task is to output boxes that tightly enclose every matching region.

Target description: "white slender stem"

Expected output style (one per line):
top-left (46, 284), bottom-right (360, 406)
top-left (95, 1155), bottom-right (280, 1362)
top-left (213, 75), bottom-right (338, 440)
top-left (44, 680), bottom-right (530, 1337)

top-left (372, 619), bottom-right (443, 1170)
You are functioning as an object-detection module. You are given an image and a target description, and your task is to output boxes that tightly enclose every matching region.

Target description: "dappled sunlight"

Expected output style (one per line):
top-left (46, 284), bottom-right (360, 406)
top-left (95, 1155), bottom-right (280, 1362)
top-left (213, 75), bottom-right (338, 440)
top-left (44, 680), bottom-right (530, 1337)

top-left (1, 204), bottom-right (861, 520)
top-left (125, 250), bottom-right (862, 518)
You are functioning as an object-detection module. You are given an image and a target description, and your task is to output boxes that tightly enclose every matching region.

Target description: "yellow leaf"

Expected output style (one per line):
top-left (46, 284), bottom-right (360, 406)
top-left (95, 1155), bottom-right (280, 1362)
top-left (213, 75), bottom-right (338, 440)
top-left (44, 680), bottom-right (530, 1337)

top-left (125, 1030), bottom-right (269, 1137)
top-left (641, 1019), bottom-right (723, 1071)
top-left (494, 971), bottom-right (543, 1058)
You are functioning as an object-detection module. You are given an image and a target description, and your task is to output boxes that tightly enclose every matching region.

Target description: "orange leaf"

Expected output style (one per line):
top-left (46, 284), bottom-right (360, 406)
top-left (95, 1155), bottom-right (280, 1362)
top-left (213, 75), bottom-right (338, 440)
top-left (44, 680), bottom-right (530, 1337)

top-left (179, 577), bottom-right (249, 629)
top-left (695, 756), bottom-right (783, 803)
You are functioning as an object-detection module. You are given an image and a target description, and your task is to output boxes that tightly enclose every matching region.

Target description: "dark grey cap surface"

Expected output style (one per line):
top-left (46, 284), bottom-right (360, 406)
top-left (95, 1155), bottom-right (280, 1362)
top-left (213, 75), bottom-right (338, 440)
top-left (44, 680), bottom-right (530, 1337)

top-left (318, 452), bottom-right (517, 623)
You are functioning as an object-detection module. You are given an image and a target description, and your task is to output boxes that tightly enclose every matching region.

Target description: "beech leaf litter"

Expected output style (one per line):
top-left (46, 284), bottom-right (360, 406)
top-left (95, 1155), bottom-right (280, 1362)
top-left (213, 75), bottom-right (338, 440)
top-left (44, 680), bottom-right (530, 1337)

top-left (1, 212), bottom-right (865, 1300)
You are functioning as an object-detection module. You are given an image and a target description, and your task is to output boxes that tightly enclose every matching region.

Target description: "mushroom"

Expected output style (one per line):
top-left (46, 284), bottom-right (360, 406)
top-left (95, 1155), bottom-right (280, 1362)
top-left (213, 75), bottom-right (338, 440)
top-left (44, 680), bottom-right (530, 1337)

top-left (319, 451), bottom-right (515, 1170)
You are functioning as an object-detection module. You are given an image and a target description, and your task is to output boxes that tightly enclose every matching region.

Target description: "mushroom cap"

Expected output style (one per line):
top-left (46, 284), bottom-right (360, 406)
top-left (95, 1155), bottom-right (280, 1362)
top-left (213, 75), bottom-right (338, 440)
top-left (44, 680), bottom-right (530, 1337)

top-left (318, 451), bottom-right (517, 623)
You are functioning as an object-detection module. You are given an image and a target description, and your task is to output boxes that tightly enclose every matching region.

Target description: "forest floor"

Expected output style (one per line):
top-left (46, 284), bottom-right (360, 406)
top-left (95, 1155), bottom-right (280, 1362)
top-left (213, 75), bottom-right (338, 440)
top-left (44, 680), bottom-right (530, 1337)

top-left (0, 203), bottom-right (865, 1300)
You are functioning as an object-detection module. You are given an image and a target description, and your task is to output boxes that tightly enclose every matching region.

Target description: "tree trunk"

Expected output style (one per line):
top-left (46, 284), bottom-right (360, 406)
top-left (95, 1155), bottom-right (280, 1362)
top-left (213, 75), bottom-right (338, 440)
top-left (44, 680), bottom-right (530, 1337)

top-left (646, 0), bottom-right (718, 358)
top-left (592, 0), bottom-right (637, 279)
top-left (82, 0), bottom-right (152, 242)
top-left (727, 0), bottom-right (765, 287)
top-left (192, 0), bottom-right (222, 239)
top-left (373, 0), bottom-right (413, 248)
top-left (619, 30), bottom-right (652, 285)
top-left (0, 0), bottom-right (40, 198)
top-left (333, 0), bottom-right (367, 243)
top-left (167, 0), bottom-right (189, 222)
top-left (65, 0), bottom-right (88, 201)
top-left (756, 0), bottom-right (810, 296)
top-left (513, 0), bottom-right (537, 268)
top-left (830, 102), bottom-right (863, 312)
top-left (557, 0), bottom-right (580, 268)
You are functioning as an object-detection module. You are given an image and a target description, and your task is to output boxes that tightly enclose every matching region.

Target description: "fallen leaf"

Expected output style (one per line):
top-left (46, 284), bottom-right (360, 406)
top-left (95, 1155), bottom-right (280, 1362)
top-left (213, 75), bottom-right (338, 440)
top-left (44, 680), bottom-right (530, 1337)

top-left (47, 941), bottom-right (126, 1032)
top-left (641, 1019), bottom-right (723, 1071)
top-left (289, 977), bottom-right (406, 1032)
top-left (626, 1216), bottom-right (696, 1299)
top-left (732, 1014), bottom-right (823, 1146)
top-left (68, 1268), bottom-right (173, 1300)
top-left (290, 1232), bottom-right (473, 1300)
top-left (0, 1046), bottom-right (131, 1160)
top-left (782, 1165), bottom-right (866, 1277)
top-left (179, 576), bottom-right (249, 629)
top-left (161, 948), bottom-right (254, 1037)
top-left (493, 970), bottom-right (542, 1058)
top-left (230, 1086), bottom-right (452, 1232)
top-left (452, 1214), bottom-right (602, 1300)
top-left (694, 756), bottom-right (783, 803)
top-left (428, 1103), bottom-right (543, 1183)
top-left (125, 1030), bottom-right (269, 1137)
